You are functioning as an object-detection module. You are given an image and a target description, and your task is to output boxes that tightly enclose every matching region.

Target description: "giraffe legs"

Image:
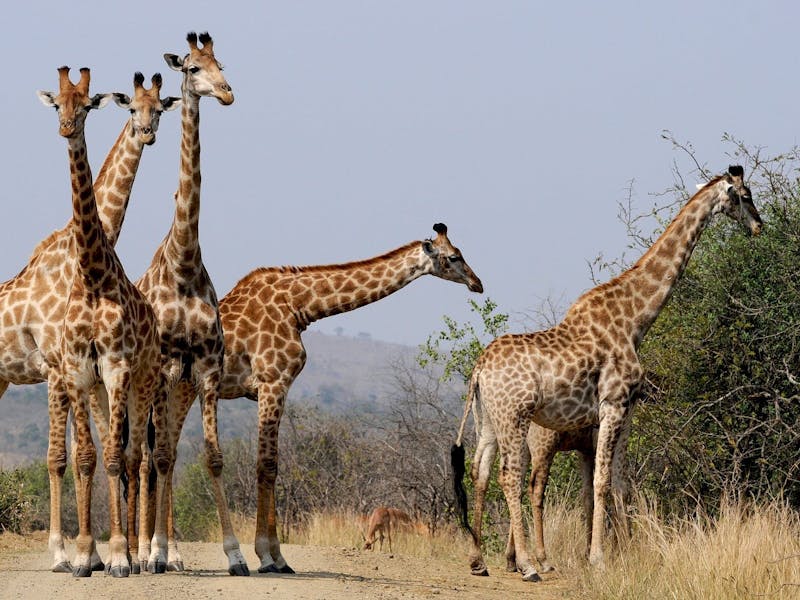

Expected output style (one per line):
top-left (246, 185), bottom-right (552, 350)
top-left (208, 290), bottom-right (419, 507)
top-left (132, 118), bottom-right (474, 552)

top-left (254, 381), bottom-right (294, 574)
top-left (147, 376), bottom-right (175, 575)
top-left (588, 396), bottom-right (628, 568)
top-left (101, 376), bottom-right (135, 578)
top-left (467, 408), bottom-right (497, 577)
top-left (198, 374), bottom-right (249, 576)
top-left (45, 373), bottom-right (73, 573)
top-left (497, 433), bottom-right (541, 582)
top-left (579, 448), bottom-right (596, 559)
top-left (525, 425), bottom-right (559, 574)
top-left (65, 382), bottom-right (98, 577)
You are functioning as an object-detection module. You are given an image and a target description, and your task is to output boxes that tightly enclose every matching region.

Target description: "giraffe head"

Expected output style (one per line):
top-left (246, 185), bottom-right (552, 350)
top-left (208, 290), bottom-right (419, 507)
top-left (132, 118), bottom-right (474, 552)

top-left (111, 72), bottom-right (180, 146)
top-left (164, 31), bottom-right (234, 105)
top-left (37, 67), bottom-right (111, 138)
top-left (707, 165), bottom-right (762, 236)
top-left (422, 223), bottom-right (484, 293)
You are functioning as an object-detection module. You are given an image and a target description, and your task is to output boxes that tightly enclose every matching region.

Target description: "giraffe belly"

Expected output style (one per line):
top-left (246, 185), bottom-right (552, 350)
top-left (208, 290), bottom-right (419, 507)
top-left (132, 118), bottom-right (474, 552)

top-left (532, 387), bottom-right (599, 431)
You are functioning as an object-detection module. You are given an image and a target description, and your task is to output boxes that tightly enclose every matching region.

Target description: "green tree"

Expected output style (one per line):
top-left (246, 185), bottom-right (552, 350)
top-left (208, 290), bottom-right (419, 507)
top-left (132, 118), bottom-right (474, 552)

top-left (613, 134), bottom-right (800, 512)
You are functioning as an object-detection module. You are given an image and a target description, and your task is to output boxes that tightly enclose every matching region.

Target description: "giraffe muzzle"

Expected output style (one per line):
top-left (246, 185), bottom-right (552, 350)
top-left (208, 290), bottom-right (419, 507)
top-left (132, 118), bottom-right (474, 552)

top-left (216, 84), bottom-right (234, 105)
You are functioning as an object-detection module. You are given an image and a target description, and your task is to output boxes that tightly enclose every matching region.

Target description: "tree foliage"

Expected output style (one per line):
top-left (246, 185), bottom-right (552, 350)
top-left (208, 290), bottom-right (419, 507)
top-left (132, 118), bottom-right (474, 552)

top-left (630, 135), bottom-right (800, 511)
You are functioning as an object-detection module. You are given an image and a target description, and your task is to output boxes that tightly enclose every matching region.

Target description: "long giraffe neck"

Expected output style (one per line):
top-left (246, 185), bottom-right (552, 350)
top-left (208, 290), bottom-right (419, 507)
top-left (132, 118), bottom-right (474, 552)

top-left (569, 183), bottom-right (720, 347)
top-left (280, 241), bottom-right (430, 328)
top-left (92, 121), bottom-right (145, 247)
top-left (164, 86), bottom-right (202, 270)
top-left (67, 134), bottom-right (112, 288)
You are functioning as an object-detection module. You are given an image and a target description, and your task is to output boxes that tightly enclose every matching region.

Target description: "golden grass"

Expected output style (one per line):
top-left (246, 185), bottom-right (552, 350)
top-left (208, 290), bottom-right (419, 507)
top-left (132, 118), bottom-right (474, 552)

top-left (208, 498), bottom-right (800, 599)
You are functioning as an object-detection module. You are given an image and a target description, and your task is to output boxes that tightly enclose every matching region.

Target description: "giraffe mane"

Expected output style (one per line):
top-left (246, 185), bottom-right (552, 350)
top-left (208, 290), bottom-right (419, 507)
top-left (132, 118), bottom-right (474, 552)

top-left (235, 241), bottom-right (420, 285)
top-left (566, 173), bottom-right (727, 318)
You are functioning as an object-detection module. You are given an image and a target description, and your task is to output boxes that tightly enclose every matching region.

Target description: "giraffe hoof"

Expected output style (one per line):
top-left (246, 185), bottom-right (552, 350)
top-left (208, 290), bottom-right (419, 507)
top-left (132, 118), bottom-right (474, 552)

top-left (505, 561), bottom-right (517, 573)
top-left (92, 560), bottom-right (105, 572)
top-left (521, 569), bottom-right (542, 582)
top-left (228, 563), bottom-right (250, 576)
top-left (109, 565), bottom-right (130, 578)
top-left (258, 563), bottom-right (282, 574)
top-left (279, 564), bottom-right (295, 574)
top-left (148, 560), bottom-right (167, 574)
top-left (470, 567), bottom-right (489, 577)
top-left (131, 561), bottom-right (140, 575)
top-left (72, 565), bottom-right (92, 578)
top-left (52, 561), bottom-right (73, 573)
top-left (167, 560), bottom-right (184, 572)
top-left (538, 563), bottom-right (556, 573)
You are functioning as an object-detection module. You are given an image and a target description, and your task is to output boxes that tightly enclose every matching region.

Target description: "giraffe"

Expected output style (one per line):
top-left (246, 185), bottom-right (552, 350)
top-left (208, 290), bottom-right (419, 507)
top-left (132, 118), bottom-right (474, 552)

top-left (452, 165), bottom-right (762, 581)
top-left (0, 71), bottom-right (177, 573)
top-left (210, 222), bottom-right (483, 573)
top-left (37, 66), bottom-right (168, 578)
top-left (132, 31), bottom-right (247, 576)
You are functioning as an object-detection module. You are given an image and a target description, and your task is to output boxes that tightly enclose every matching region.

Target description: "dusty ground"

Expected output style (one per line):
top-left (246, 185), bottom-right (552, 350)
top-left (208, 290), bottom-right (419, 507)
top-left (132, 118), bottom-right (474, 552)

top-left (0, 531), bottom-right (573, 599)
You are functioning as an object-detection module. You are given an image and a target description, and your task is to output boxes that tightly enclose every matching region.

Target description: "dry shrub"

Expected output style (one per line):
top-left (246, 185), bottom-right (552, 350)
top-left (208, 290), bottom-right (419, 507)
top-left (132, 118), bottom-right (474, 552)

top-left (569, 496), bottom-right (800, 599)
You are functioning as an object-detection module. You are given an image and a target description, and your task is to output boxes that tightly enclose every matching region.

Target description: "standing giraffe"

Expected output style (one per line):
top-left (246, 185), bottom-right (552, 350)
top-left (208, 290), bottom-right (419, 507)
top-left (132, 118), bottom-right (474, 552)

top-left (452, 166), bottom-right (762, 581)
top-left (0, 71), bottom-right (177, 573)
top-left (212, 223), bottom-right (483, 573)
top-left (37, 66), bottom-right (168, 578)
top-left (133, 32), bottom-right (247, 576)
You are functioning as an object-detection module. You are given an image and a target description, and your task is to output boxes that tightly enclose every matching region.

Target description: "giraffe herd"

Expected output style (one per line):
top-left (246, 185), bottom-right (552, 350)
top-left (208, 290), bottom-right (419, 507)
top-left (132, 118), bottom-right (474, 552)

top-left (0, 30), bottom-right (765, 584)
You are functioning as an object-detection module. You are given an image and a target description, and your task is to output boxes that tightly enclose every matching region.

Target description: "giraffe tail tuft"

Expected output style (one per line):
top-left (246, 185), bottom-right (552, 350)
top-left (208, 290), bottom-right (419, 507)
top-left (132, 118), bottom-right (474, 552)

top-left (451, 442), bottom-right (478, 545)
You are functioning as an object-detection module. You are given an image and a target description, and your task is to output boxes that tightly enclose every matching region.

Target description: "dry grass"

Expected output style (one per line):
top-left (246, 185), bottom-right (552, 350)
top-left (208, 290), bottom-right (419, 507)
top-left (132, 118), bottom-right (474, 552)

top-left (207, 499), bottom-right (800, 599)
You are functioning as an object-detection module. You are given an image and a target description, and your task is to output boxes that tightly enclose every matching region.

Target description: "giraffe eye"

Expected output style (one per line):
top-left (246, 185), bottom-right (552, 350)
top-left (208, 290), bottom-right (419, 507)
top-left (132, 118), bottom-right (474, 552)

top-left (188, 66), bottom-right (200, 74)
top-left (129, 109), bottom-right (135, 114)
top-left (448, 255), bottom-right (462, 263)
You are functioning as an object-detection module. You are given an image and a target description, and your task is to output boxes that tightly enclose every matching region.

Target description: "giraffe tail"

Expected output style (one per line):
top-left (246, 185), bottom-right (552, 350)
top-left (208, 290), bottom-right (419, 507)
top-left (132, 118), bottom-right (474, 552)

top-left (451, 371), bottom-right (480, 544)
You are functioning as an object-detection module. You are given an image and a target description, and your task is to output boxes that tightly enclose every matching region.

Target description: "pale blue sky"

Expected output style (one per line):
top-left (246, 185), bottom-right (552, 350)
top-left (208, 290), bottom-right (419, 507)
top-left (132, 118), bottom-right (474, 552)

top-left (2, 1), bottom-right (797, 345)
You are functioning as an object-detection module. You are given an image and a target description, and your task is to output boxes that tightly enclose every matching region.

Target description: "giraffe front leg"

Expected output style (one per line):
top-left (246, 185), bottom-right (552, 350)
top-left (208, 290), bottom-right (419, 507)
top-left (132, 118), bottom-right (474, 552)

top-left (136, 435), bottom-right (153, 573)
top-left (103, 381), bottom-right (133, 578)
top-left (198, 375), bottom-right (249, 576)
top-left (67, 386), bottom-right (98, 578)
top-left (255, 384), bottom-right (294, 574)
top-left (589, 399), bottom-right (627, 568)
top-left (46, 377), bottom-right (72, 573)
top-left (148, 380), bottom-right (173, 574)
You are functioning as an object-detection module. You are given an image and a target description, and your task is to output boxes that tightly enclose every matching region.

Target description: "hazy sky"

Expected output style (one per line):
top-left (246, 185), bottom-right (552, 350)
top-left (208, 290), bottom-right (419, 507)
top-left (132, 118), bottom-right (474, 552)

top-left (2, 1), bottom-right (797, 346)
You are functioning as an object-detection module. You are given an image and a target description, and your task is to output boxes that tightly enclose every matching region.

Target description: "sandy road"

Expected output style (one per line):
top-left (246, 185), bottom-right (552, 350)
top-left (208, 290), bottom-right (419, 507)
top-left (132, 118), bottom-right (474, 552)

top-left (0, 533), bottom-right (571, 599)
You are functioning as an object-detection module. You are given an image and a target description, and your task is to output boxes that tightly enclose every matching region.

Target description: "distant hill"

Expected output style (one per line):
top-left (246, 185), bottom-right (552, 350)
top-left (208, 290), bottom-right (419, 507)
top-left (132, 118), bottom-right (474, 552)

top-left (0, 331), bottom-right (429, 468)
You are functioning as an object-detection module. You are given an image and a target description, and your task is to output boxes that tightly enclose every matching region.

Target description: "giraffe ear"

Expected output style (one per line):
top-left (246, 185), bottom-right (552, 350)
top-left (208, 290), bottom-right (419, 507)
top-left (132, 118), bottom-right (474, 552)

top-left (162, 96), bottom-right (182, 111)
top-left (112, 93), bottom-right (131, 109)
top-left (89, 93), bottom-right (112, 110)
top-left (36, 90), bottom-right (56, 107)
top-left (164, 53), bottom-right (184, 71)
top-left (422, 240), bottom-right (438, 258)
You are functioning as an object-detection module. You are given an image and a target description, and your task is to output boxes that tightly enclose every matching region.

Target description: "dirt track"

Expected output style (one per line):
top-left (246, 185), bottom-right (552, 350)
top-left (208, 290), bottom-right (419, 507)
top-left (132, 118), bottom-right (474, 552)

top-left (0, 533), bottom-right (571, 599)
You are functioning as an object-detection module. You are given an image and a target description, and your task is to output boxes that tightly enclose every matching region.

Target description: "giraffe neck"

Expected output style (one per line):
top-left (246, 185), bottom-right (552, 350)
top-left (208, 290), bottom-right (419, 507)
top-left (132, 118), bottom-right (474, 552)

top-left (164, 86), bottom-right (202, 270)
top-left (67, 134), bottom-right (111, 288)
top-left (277, 241), bottom-right (431, 328)
top-left (570, 185), bottom-right (720, 346)
top-left (92, 121), bottom-right (145, 247)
